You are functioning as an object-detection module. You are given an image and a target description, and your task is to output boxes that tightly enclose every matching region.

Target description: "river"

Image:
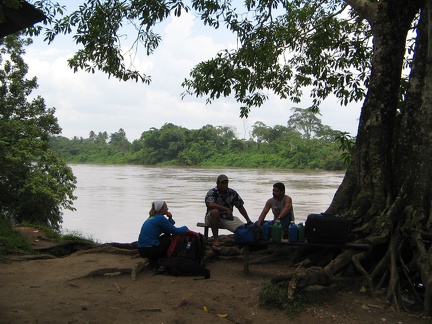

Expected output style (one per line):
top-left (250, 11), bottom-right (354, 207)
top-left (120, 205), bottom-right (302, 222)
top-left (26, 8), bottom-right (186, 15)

top-left (61, 164), bottom-right (345, 243)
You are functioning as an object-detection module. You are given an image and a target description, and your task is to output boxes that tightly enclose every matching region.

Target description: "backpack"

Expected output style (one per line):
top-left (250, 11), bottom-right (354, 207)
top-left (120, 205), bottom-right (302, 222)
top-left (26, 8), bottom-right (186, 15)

top-left (158, 230), bottom-right (210, 279)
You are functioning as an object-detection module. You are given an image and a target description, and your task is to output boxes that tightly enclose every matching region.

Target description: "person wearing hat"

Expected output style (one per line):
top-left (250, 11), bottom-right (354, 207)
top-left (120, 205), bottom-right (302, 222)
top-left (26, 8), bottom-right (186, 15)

top-left (204, 174), bottom-right (253, 251)
top-left (137, 200), bottom-right (188, 261)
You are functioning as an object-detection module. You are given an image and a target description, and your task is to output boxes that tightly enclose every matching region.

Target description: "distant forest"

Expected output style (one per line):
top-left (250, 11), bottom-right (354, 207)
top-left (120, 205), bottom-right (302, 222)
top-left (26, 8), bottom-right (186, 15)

top-left (49, 108), bottom-right (355, 170)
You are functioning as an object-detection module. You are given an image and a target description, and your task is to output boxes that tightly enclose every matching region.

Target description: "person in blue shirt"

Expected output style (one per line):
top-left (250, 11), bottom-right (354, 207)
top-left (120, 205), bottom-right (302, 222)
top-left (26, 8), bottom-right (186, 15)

top-left (138, 200), bottom-right (188, 260)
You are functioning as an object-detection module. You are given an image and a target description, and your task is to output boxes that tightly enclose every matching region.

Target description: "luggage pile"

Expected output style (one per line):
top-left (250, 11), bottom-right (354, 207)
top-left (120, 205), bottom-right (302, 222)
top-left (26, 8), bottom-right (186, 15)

top-left (260, 220), bottom-right (306, 243)
top-left (241, 213), bottom-right (350, 245)
top-left (304, 213), bottom-right (349, 244)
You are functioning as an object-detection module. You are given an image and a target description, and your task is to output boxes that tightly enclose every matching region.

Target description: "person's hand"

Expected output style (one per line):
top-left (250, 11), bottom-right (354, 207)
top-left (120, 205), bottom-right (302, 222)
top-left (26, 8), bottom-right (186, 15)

top-left (166, 211), bottom-right (173, 219)
top-left (226, 209), bottom-right (234, 220)
top-left (246, 221), bottom-right (253, 225)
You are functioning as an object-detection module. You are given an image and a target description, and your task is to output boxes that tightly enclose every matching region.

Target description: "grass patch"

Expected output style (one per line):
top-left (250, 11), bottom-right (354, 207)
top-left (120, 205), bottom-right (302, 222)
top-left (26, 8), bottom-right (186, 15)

top-left (18, 222), bottom-right (96, 244)
top-left (18, 222), bottom-right (62, 241)
top-left (259, 281), bottom-right (312, 318)
top-left (60, 230), bottom-right (96, 244)
top-left (0, 219), bottom-right (97, 259)
top-left (0, 218), bottom-right (32, 258)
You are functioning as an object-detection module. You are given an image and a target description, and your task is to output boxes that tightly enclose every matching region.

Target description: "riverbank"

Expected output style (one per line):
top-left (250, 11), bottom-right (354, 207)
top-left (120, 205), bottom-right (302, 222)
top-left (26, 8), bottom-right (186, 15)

top-left (0, 227), bottom-right (430, 324)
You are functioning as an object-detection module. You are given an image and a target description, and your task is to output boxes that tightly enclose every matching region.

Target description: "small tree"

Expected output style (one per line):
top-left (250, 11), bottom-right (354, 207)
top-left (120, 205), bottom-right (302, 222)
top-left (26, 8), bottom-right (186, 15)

top-left (0, 35), bottom-right (76, 229)
top-left (109, 128), bottom-right (130, 151)
top-left (287, 107), bottom-right (323, 140)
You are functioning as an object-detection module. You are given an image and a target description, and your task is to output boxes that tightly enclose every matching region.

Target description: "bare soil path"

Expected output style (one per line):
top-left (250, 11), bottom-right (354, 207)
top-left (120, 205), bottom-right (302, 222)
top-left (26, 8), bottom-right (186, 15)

top-left (0, 227), bottom-right (430, 324)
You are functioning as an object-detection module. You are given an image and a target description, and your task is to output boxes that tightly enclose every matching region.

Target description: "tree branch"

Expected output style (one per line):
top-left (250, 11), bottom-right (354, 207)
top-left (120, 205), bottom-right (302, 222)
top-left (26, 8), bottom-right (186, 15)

top-left (345, 0), bottom-right (378, 25)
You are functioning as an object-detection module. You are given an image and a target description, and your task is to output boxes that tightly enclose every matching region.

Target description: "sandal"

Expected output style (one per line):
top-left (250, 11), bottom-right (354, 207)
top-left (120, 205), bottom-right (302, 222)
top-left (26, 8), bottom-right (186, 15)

top-left (211, 244), bottom-right (221, 252)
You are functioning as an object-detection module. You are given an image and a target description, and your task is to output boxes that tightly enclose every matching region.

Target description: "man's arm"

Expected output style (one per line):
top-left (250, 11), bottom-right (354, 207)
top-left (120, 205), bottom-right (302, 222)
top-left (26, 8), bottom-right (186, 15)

top-left (257, 199), bottom-right (272, 226)
top-left (278, 196), bottom-right (293, 220)
top-left (207, 202), bottom-right (233, 219)
top-left (237, 205), bottom-right (252, 224)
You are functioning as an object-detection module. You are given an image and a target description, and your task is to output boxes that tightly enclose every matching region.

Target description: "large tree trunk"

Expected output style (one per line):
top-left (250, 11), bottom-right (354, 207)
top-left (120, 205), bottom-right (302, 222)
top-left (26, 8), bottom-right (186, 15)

top-left (323, 0), bottom-right (432, 314)
top-left (266, 2), bottom-right (432, 314)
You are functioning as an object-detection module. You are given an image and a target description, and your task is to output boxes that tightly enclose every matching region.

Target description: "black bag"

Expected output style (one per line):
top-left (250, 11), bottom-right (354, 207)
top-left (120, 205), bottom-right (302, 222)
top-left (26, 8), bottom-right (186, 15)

top-left (305, 213), bottom-right (349, 244)
top-left (234, 222), bottom-right (262, 244)
top-left (158, 230), bottom-right (210, 278)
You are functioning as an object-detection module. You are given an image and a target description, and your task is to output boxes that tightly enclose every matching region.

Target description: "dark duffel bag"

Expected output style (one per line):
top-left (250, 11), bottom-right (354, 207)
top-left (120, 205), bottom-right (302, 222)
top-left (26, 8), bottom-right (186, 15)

top-left (305, 213), bottom-right (349, 244)
top-left (234, 222), bottom-right (262, 245)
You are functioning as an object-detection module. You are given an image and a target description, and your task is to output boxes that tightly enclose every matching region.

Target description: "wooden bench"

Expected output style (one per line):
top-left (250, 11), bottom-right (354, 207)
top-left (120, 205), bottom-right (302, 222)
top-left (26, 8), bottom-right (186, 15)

top-left (196, 222), bottom-right (209, 241)
top-left (197, 222), bottom-right (370, 274)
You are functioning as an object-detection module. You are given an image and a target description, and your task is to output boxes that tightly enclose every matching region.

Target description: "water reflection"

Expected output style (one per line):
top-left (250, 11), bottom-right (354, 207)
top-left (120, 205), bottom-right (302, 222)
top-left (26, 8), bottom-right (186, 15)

top-left (61, 164), bottom-right (345, 243)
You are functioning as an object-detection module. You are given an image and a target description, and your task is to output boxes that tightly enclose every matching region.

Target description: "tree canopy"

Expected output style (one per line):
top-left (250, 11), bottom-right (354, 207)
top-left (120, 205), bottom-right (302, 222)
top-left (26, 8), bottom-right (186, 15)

top-left (36, 0), bottom-right (371, 116)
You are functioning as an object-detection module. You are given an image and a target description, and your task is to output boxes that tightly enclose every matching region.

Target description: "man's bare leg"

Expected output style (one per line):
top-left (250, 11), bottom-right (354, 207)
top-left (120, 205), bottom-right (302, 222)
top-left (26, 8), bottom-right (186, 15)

top-left (209, 209), bottom-right (221, 250)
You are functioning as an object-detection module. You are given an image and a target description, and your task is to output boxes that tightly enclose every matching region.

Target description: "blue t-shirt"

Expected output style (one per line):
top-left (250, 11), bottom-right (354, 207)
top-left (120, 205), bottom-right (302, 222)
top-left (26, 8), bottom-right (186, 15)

top-left (137, 214), bottom-right (188, 248)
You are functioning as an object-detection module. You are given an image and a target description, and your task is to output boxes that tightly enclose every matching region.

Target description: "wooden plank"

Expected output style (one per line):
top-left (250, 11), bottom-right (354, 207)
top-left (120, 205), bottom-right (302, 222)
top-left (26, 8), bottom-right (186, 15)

top-left (196, 222), bottom-right (209, 241)
top-left (243, 245), bottom-right (250, 274)
top-left (265, 240), bottom-right (370, 250)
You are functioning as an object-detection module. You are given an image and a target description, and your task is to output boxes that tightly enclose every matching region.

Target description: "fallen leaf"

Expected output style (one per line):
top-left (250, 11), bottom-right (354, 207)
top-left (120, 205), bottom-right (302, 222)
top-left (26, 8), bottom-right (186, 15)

top-left (203, 306), bottom-right (208, 312)
top-left (216, 314), bottom-right (228, 318)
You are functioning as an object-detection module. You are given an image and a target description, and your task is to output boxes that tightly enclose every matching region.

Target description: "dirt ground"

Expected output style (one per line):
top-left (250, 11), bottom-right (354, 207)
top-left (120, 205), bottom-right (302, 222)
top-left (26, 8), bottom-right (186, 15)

top-left (0, 227), bottom-right (430, 324)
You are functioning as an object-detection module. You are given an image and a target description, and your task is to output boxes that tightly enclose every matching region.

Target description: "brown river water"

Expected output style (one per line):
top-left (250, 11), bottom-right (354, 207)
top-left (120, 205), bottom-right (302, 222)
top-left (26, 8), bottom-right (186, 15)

top-left (61, 164), bottom-right (345, 243)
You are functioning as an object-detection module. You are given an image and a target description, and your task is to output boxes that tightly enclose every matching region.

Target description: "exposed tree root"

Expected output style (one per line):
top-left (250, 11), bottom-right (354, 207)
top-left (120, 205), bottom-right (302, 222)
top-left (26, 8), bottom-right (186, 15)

top-left (351, 249), bottom-right (374, 296)
top-left (68, 267), bottom-right (135, 281)
top-left (66, 259), bottom-right (152, 282)
top-left (387, 235), bottom-right (402, 312)
top-left (131, 260), bottom-right (150, 281)
top-left (413, 231), bottom-right (432, 315)
top-left (399, 254), bottom-right (423, 306)
top-left (272, 266), bottom-right (333, 300)
top-left (6, 254), bottom-right (57, 261)
top-left (263, 219), bottom-right (431, 316)
top-left (74, 245), bottom-right (138, 256)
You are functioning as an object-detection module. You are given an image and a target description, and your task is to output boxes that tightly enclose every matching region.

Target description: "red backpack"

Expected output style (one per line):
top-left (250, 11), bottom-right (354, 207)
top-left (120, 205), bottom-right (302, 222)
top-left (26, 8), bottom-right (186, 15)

top-left (159, 230), bottom-right (210, 278)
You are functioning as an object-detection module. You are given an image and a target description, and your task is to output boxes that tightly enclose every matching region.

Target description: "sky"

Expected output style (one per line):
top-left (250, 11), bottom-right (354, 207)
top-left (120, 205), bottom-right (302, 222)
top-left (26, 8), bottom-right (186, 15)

top-left (24, 4), bottom-right (362, 142)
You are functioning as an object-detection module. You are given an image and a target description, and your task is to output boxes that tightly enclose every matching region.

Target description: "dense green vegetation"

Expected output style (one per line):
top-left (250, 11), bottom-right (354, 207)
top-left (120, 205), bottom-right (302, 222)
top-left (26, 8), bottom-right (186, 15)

top-left (0, 35), bottom-right (76, 230)
top-left (50, 108), bottom-right (354, 170)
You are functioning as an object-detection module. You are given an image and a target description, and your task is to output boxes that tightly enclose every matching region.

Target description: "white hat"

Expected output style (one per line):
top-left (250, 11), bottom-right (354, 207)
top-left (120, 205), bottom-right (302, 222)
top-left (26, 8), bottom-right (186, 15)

top-left (153, 200), bottom-right (165, 212)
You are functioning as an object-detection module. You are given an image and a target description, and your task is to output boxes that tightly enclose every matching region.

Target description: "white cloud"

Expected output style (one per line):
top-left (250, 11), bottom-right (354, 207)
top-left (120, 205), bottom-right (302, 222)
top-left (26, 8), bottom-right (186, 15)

top-left (25, 10), bottom-right (361, 141)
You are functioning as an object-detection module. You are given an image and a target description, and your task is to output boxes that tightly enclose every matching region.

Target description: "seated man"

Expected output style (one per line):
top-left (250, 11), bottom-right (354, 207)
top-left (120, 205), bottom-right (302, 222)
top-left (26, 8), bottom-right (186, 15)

top-left (204, 174), bottom-right (252, 251)
top-left (256, 182), bottom-right (294, 239)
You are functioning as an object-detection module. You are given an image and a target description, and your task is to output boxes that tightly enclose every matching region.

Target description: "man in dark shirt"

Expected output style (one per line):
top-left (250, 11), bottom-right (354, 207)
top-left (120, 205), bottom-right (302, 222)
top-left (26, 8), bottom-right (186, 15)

top-left (204, 174), bottom-right (252, 251)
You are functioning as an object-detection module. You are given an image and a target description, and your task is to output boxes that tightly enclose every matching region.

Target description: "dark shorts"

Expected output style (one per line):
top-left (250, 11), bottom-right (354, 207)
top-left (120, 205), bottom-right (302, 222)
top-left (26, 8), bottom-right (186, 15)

top-left (138, 234), bottom-right (172, 260)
